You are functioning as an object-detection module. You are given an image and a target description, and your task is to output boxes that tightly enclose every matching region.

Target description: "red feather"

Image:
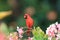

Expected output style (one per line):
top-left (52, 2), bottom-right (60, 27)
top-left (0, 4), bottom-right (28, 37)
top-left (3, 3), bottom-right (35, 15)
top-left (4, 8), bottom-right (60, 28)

top-left (24, 14), bottom-right (34, 36)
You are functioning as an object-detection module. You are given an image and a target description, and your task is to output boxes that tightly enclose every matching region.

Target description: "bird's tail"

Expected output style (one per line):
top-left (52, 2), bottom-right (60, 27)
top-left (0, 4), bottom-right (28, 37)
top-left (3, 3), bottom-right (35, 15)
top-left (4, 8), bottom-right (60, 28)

top-left (26, 29), bottom-right (31, 37)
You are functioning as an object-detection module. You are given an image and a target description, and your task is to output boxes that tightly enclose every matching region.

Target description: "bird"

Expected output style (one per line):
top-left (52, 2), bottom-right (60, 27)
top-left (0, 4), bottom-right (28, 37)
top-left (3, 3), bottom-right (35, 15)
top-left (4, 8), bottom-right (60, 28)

top-left (24, 14), bottom-right (34, 36)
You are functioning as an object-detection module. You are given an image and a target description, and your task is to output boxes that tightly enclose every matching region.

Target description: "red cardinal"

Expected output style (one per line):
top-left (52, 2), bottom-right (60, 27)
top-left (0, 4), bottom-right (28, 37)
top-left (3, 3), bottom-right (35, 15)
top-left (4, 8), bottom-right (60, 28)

top-left (24, 14), bottom-right (34, 36)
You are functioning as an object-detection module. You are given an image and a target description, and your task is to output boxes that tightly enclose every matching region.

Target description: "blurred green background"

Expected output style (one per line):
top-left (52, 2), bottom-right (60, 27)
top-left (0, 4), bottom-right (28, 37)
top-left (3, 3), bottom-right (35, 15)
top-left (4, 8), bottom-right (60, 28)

top-left (0, 0), bottom-right (60, 32)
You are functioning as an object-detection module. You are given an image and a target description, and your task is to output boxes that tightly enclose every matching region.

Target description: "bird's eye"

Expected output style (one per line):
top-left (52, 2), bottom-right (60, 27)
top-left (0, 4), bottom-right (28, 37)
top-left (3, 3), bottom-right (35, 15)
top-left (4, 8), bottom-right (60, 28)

top-left (24, 15), bottom-right (27, 19)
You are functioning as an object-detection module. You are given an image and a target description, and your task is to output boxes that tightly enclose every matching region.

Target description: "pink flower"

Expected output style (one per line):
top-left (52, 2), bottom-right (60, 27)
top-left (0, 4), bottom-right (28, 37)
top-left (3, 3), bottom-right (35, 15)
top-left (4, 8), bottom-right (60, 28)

top-left (54, 33), bottom-right (60, 40)
top-left (9, 32), bottom-right (18, 40)
top-left (46, 29), bottom-right (55, 37)
top-left (0, 32), bottom-right (7, 40)
top-left (18, 27), bottom-right (24, 35)
top-left (48, 31), bottom-right (55, 37)
top-left (46, 24), bottom-right (57, 37)
top-left (17, 26), bottom-right (24, 38)
top-left (46, 22), bottom-right (60, 40)
top-left (57, 24), bottom-right (60, 32)
top-left (9, 34), bottom-right (13, 40)
top-left (0, 33), bottom-right (5, 40)
top-left (27, 37), bottom-right (33, 40)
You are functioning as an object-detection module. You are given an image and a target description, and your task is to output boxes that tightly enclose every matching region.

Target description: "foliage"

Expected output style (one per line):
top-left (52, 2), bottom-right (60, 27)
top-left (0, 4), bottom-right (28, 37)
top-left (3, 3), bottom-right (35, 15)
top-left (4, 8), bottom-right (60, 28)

top-left (32, 27), bottom-right (48, 40)
top-left (0, 22), bottom-right (9, 35)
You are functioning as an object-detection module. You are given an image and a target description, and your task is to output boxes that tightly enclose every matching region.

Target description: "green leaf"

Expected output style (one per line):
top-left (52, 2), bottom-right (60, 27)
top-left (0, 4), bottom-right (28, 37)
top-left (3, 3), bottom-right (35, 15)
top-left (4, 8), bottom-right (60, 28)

top-left (0, 22), bottom-right (9, 35)
top-left (32, 27), bottom-right (48, 40)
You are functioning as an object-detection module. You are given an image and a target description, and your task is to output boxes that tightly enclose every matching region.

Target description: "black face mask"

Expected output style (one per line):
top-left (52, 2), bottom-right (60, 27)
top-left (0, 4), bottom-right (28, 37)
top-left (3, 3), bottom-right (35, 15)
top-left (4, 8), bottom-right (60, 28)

top-left (24, 15), bottom-right (27, 19)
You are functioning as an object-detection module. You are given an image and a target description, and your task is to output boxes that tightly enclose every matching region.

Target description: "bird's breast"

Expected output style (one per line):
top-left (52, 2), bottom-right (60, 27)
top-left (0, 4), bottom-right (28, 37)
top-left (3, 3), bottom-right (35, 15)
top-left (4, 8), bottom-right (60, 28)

top-left (26, 18), bottom-right (33, 28)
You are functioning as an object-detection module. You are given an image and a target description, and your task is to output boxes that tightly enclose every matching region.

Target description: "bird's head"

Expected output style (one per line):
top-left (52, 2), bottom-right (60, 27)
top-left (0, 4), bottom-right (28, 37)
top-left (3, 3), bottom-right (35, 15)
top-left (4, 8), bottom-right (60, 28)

top-left (24, 14), bottom-right (30, 19)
